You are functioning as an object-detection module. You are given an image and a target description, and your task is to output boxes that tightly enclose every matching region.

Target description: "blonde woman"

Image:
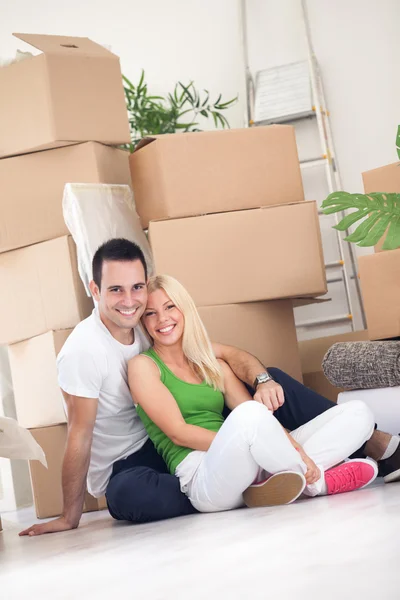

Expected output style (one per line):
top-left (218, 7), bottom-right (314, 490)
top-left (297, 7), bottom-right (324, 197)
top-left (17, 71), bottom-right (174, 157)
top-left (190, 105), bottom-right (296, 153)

top-left (128, 275), bottom-right (378, 513)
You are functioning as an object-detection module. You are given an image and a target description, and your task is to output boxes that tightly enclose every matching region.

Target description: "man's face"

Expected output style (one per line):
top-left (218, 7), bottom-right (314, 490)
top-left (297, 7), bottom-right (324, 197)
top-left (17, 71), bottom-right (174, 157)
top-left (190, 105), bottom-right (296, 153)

top-left (90, 259), bottom-right (148, 334)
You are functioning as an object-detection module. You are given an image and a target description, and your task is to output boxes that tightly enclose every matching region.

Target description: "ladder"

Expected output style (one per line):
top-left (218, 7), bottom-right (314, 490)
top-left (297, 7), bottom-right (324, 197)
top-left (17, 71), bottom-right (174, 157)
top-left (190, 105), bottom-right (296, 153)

top-left (239, 0), bottom-right (367, 332)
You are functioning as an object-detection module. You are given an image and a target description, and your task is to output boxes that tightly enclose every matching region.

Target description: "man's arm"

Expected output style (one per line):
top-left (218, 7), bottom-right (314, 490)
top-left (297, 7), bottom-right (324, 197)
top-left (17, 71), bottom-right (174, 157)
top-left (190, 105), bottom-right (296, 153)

top-left (19, 393), bottom-right (97, 537)
top-left (212, 342), bottom-right (285, 412)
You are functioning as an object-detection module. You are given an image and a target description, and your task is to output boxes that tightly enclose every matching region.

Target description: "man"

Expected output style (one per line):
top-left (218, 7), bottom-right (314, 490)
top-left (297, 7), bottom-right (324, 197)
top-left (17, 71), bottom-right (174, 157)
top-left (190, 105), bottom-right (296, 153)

top-left (20, 239), bottom-right (400, 536)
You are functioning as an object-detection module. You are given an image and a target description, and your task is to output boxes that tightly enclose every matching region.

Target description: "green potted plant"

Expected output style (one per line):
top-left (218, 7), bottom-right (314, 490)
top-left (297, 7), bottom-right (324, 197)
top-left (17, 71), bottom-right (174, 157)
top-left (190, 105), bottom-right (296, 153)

top-left (123, 70), bottom-right (237, 151)
top-left (321, 126), bottom-right (400, 250)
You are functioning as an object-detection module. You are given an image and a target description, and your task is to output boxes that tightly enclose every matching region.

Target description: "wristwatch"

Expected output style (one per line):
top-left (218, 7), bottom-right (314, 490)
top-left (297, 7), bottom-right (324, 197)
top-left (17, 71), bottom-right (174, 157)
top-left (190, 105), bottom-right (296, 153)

top-left (253, 371), bottom-right (274, 389)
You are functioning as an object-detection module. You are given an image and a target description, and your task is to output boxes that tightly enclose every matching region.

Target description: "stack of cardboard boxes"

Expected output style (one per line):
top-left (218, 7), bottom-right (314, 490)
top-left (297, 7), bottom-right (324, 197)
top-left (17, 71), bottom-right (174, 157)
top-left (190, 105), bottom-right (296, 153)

top-left (358, 162), bottom-right (400, 341)
top-left (0, 33), bottom-right (131, 517)
top-left (130, 126), bottom-right (328, 382)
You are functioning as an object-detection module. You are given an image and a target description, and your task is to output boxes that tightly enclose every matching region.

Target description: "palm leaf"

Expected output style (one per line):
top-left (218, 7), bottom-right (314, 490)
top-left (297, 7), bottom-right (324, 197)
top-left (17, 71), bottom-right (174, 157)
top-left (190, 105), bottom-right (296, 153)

top-left (321, 191), bottom-right (400, 249)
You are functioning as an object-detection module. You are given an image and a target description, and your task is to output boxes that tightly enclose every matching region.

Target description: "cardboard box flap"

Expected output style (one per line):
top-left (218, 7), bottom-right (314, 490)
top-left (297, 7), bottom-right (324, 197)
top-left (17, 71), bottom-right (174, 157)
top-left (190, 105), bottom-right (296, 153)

top-left (13, 33), bottom-right (116, 58)
top-left (134, 137), bottom-right (157, 152)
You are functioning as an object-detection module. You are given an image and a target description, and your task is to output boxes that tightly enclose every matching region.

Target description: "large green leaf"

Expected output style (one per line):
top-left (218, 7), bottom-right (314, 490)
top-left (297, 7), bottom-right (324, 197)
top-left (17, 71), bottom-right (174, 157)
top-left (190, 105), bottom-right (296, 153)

top-left (321, 191), bottom-right (400, 249)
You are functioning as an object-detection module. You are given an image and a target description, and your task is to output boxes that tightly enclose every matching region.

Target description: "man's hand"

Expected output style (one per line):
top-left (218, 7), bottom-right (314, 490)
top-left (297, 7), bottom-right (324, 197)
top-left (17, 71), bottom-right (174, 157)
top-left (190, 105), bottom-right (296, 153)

top-left (19, 516), bottom-right (78, 537)
top-left (253, 380), bottom-right (285, 411)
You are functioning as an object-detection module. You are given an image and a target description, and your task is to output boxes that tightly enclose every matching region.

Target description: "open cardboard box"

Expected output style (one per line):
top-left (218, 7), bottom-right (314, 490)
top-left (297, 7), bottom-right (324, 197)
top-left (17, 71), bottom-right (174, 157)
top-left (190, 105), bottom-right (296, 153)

top-left (0, 33), bottom-right (130, 158)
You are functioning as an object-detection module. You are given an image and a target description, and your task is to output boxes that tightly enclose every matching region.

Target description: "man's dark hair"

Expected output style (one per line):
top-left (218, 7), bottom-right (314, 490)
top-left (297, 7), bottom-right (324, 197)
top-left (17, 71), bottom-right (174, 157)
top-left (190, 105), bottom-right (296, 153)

top-left (92, 238), bottom-right (148, 289)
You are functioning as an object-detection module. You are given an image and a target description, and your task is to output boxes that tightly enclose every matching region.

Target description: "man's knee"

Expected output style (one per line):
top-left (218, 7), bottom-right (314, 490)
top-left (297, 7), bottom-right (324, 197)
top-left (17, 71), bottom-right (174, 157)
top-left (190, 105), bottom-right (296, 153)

top-left (106, 466), bottom-right (195, 524)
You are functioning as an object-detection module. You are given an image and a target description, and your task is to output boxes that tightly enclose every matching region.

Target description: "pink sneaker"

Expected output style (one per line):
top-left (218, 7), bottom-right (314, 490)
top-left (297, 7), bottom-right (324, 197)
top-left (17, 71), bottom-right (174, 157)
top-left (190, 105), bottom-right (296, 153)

top-left (325, 459), bottom-right (378, 495)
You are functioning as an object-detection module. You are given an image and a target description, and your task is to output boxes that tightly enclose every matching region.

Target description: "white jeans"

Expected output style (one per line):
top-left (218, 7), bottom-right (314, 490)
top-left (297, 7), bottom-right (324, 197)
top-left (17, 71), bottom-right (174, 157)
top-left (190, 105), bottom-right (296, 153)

top-left (175, 400), bottom-right (375, 513)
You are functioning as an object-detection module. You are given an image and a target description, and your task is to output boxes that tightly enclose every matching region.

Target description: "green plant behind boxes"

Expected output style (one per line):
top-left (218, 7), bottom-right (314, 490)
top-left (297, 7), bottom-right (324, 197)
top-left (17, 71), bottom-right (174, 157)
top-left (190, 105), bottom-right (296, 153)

top-left (123, 70), bottom-right (237, 152)
top-left (321, 125), bottom-right (400, 250)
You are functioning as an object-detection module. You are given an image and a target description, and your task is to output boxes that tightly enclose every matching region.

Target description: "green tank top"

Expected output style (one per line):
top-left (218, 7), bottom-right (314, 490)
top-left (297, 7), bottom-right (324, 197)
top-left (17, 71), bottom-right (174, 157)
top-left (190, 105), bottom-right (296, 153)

top-left (135, 348), bottom-right (225, 475)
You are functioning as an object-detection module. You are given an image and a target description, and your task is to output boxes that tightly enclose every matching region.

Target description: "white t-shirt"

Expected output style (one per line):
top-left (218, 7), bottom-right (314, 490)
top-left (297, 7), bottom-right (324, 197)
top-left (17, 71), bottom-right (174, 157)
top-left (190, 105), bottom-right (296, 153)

top-left (57, 308), bottom-right (150, 497)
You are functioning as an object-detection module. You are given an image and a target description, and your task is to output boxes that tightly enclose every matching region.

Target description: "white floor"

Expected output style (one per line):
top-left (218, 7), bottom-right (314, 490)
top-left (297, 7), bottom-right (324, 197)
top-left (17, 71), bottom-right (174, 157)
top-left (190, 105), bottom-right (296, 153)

top-left (1, 479), bottom-right (400, 600)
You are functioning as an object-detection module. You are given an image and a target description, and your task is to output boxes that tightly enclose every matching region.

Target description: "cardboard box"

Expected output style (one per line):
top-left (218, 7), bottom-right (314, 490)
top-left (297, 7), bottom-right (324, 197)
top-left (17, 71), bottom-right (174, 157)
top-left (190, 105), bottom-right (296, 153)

top-left (9, 330), bottom-right (72, 428)
top-left (149, 201), bottom-right (327, 306)
top-left (0, 237), bottom-right (93, 345)
top-left (359, 250), bottom-right (400, 340)
top-left (0, 33), bottom-right (130, 158)
top-left (299, 330), bottom-right (370, 402)
top-left (362, 162), bottom-right (400, 252)
top-left (29, 425), bottom-right (107, 519)
top-left (0, 142), bottom-right (132, 253)
top-left (130, 126), bottom-right (304, 228)
top-left (198, 301), bottom-right (302, 382)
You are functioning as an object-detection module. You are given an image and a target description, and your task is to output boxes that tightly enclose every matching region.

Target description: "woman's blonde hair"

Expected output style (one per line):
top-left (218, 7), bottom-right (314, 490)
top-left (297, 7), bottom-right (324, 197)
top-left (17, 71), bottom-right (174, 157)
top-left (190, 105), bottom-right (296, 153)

top-left (145, 275), bottom-right (224, 392)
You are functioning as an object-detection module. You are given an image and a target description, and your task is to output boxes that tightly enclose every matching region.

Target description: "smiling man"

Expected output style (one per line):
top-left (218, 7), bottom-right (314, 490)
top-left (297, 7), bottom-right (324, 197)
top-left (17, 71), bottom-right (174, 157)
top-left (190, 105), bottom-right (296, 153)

top-left (19, 238), bottom-right (400, 536)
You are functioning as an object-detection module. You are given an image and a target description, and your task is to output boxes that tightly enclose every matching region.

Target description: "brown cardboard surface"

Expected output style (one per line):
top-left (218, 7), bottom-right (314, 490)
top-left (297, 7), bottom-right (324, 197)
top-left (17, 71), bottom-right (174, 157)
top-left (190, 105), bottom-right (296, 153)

top-left (198, 301), bottom-right (302, 382)
top-left (0, 33), bottom-right (130, 158)
top-left (299, 330), bottom-right (370, 402)
top-left (0, 142), bottom-right (132, 253)
top-left (149, 201), bottom-right (327, 306)
top-left (362, 162), bottom-right (400, 252)
top-left (29, 425), bottom-right (107, 519)
top-left (9, 330), bottom-right (72, 428)
top-left (130, 126), bottom-right (304, 228)
top-left (0, 237), bottom-right (93, 345)
top-left (359, 249), bottom-right (400, 340)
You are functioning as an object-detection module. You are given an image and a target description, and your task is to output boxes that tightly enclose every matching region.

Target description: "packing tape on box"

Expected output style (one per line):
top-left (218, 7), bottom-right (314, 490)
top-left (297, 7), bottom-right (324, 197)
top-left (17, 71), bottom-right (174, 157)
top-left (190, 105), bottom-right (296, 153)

top-left (63, 183), bottom-right (154, 296)
top-left (0, 416), bottom-right (47, 466)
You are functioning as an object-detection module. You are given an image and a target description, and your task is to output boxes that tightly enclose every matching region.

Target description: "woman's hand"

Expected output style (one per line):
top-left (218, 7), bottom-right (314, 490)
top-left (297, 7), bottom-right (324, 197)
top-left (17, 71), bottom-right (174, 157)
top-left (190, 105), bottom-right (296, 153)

top-left (299, 451), bottom-right (321, 485)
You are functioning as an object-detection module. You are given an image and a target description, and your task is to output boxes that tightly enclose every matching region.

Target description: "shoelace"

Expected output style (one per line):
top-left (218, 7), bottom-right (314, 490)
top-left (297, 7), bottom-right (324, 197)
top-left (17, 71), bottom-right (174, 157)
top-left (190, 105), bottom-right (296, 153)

top-left (325, 465), bottom-right (362, 494)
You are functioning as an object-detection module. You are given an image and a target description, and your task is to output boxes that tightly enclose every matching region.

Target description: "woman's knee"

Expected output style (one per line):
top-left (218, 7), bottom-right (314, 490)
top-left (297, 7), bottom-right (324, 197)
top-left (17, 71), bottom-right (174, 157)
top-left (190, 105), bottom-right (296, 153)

top-left (229, 400), bottom-right (274, 428)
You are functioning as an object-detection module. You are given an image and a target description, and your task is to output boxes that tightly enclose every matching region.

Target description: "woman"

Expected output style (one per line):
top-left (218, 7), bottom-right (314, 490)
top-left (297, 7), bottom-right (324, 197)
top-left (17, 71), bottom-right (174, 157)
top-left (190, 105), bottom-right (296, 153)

top-left (128, 275), bottom-right (378, 513)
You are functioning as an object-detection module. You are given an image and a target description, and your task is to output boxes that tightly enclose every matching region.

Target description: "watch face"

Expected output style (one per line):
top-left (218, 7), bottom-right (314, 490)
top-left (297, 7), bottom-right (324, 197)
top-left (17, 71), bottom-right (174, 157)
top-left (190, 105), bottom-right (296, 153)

top-left (257, 373), bottom-right (271, 383)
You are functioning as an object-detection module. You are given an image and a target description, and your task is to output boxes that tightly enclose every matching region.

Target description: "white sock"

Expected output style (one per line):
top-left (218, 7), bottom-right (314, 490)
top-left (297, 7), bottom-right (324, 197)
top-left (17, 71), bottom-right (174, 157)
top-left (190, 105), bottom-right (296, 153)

top-left (381, 436), bottom-right (400, 461)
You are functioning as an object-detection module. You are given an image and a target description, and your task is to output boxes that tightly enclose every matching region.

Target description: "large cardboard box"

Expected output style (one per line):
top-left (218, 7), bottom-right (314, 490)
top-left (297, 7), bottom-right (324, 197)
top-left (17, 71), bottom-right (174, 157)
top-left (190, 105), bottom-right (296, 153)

top-left (9, 330), bottom-right (72, 428)
top-left (0, 33), bottom-right (130, 158)
top-left (0, 142), bottom-right (132, 253)
top-left (29, 425), bottom-right (107, 519)
top-left (359, 250), bottom-right (400, 340)
top-left (0, 237), bottom-right (93, 345)
top-left (362, 162), bottom-right (400, 252)
top-left (198, 301), bottom-right (302, 382)
top-left (149, 201), bottom-right (327, 306)
top-left (130, 126), bottom-right (304, 228)
top-left (299, 330), bottom-right (370, 402)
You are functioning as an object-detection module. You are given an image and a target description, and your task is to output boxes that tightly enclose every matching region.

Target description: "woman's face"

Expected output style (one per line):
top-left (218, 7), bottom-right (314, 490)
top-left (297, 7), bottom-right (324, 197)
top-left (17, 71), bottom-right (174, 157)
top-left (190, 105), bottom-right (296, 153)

top-left (142, 288), bottom-right (185, 347)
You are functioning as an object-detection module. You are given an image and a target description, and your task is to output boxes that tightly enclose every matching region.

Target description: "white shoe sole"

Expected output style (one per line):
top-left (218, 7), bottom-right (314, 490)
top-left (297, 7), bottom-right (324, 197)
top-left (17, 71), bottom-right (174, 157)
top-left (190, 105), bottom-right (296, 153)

top-left (243, 471), bottom-right (306, 508)
top-left (384, 467), bottom-right (400, 483)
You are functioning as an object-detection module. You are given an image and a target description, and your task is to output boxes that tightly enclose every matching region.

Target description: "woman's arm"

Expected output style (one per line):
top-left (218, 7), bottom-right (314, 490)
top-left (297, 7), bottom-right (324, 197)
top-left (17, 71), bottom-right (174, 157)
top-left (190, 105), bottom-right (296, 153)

top-left (217, 359), bottom-right (252, 409)
top-left (128, 356), bottom-right (216, 452)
